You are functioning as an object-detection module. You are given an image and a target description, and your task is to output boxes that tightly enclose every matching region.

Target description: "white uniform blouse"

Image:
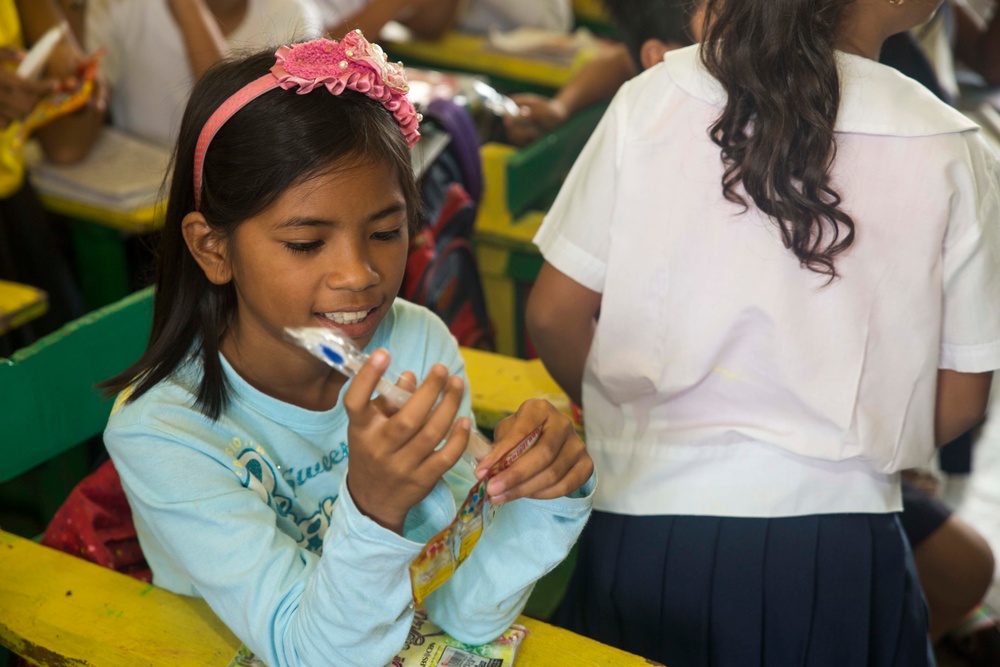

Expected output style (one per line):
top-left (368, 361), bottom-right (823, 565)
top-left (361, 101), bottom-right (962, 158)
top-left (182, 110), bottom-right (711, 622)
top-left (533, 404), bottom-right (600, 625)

top-left (535, 45), bottom-right (1000, 518)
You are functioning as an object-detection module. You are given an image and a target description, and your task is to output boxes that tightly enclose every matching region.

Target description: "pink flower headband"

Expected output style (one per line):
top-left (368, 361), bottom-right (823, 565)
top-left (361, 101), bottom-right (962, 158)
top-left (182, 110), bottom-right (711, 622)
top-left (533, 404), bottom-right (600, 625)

top-left (193, 31), bottom-right (422, 210)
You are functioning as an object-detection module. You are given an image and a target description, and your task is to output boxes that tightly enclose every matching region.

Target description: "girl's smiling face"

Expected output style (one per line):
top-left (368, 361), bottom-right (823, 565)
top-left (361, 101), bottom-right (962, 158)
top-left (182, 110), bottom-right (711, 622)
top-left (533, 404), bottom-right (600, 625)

top-left (198, 159), bottom-right (410, 392)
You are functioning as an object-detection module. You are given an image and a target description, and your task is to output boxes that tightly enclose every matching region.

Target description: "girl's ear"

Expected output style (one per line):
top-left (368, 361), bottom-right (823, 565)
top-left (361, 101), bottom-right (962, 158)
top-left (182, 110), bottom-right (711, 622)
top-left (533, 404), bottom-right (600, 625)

top-left (182, 212), bottom-right (232, 285)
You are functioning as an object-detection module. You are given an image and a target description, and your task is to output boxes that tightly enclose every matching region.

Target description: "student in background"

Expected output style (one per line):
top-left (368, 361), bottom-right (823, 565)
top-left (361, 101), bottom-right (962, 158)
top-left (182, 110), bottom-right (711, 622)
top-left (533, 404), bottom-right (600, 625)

top-left (0, 0), bottom-right (104, 342)
top-left (527, 0), bottom-right (1000, 664)
top-left (504, 0), bottom-right (701, 147)
top-left (85, 0), bottom-right (323, 147)
top-left (100, 33), bottom-right (594, 666)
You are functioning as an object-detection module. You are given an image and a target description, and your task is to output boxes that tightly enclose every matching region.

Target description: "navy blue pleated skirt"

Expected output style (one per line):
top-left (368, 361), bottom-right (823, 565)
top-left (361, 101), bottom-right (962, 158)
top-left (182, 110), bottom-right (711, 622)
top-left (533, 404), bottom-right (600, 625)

top-left (553, 512), bottom-right (933, 667)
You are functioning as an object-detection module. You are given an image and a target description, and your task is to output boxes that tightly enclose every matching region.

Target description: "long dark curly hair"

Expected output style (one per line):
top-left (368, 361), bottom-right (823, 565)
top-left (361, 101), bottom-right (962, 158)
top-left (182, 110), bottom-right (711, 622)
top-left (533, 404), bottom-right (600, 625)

top-left (700, 0), bottom-right (857, 279)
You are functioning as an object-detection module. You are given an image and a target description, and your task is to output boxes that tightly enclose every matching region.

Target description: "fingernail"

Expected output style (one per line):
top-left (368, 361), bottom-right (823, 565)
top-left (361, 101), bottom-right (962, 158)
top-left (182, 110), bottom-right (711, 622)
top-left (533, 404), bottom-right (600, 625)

top-left (456, 417), bottom-right (470, 431)
top-left (370, 350), bottom-right (389, 369)
top-left (487, 479), bottom-right (504, 496)
top-left (490, 494), bottom-right (506, 506)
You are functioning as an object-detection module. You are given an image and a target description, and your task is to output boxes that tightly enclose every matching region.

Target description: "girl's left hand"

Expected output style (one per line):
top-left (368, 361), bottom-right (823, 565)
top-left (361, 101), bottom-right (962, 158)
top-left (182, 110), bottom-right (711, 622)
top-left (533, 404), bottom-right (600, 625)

top-left (474, 398), bottom-right (593, 505)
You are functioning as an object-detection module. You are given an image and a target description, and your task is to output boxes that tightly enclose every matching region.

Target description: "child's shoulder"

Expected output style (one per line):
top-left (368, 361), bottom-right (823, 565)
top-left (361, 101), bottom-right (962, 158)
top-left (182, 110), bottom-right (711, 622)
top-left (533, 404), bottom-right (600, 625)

top-left (380, 298), bottom-right (463, 367)
top-left (105, 356), bottom-right (202, 432)
top-left (385, 297), bottom-right (454, 339)
top-left (834, 52), bottom-right (978, 139)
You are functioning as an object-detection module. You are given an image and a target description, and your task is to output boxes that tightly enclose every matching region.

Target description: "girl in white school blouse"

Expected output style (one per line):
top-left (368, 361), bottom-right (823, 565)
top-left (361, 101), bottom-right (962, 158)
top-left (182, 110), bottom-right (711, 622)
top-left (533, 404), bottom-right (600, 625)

top-left (527, 0), bottom-right (1000, 665)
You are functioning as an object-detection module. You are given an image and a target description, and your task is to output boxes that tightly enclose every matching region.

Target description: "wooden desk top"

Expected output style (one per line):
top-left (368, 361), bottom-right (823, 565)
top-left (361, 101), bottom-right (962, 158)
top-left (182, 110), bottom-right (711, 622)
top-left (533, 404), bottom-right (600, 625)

top-left (0, 530), bottom-right (651, 666)
top-left (383, 32), bottom-right (594, 91)
top-left (0, 280), bottom-right (48, 336)
top-left (461, 347), bottom-right (577, 432)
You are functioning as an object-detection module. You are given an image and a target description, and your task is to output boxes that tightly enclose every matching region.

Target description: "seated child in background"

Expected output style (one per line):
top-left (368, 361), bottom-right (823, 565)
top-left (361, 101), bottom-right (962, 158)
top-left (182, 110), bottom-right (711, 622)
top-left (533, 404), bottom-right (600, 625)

top-left (99, 33), bottom-right (594, 667)
top-left (84, 0), bottom-right (323, 146)
top-left (504, 0), bottom-right (700, 146)
top-left (0, 0), bottom-right (104, 344)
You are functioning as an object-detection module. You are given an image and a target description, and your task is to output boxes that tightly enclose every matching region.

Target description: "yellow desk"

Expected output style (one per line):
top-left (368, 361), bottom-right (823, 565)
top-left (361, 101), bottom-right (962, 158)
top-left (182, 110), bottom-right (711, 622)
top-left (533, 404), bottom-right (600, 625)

top-left (383, 31), bottom-right (596, 94)
top-left (0, 280), bottom-right (48, 335)
top-left (0, 530), bottom-right (652, 666)
top-left (462, 346), bottom-right (577, 433)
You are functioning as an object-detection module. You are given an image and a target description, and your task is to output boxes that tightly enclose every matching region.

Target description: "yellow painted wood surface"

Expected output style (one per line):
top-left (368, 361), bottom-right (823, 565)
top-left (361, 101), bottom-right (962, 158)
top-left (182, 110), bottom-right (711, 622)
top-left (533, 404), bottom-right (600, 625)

top-left (383, 32), bottom-right (591, 90)
top-left (37, 193), bottom-right (163, 234)
top-left (0, 530), bottom-right (651, 666)
top-left (572, 0), bottom-right (609, 23)
top-left (0, 530), bottom-right (242, 666)
top-left (0, 280), bottom-right (47, 335)
top-left (462, 347), bottom-right (577, 432)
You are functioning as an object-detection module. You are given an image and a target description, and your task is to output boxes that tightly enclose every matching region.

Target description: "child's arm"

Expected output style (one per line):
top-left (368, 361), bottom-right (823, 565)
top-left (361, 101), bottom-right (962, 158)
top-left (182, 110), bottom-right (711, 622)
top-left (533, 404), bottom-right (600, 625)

top-left (167, 0), bottom-right (230, 80)
top-left (935, 369), bottom-right (993, 445)
top-left (952, 0), bottom-right (1000, 86)
top-left (526, 262), bottom-right (602, 406)
top-left (504, 42), bottom-right (635, 147)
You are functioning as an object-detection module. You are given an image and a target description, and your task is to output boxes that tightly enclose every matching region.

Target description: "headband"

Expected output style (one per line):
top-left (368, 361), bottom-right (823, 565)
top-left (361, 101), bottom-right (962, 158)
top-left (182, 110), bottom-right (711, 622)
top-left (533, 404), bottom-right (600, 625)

top-left (193, 30), bottom-right (422, 210)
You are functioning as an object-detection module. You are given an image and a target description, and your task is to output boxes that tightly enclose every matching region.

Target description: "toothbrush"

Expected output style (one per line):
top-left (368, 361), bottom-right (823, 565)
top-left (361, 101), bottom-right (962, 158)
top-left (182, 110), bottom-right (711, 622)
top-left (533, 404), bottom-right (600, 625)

top-left (286, 326), bottom-right (494, 463)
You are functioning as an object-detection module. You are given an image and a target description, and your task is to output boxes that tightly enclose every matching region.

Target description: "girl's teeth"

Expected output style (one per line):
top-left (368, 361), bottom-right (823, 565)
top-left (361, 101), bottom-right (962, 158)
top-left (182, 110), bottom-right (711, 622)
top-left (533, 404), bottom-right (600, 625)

top-left (324, 310), bottom-right (368, 324)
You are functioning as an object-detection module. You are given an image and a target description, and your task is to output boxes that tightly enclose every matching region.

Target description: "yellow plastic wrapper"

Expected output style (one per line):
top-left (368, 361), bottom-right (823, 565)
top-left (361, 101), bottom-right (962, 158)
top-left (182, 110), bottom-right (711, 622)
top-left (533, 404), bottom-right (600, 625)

top-left (0, 51), bottom-right (101, 198)
top-left (409, 427), bottom-right (541, 604)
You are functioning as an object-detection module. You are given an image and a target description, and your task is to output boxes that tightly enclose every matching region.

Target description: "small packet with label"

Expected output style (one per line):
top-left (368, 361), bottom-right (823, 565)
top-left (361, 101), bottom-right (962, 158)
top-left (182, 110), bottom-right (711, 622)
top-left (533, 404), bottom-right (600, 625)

top-left (389, 608), bottom-right (528, 667)
top-left (409, 427), bottom-right (541, 604)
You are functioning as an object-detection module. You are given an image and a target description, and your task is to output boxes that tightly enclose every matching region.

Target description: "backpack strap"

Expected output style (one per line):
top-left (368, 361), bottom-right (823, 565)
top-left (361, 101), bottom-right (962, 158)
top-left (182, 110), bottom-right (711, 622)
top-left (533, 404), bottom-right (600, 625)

top-left (424, 98), bottom-right (483, 204)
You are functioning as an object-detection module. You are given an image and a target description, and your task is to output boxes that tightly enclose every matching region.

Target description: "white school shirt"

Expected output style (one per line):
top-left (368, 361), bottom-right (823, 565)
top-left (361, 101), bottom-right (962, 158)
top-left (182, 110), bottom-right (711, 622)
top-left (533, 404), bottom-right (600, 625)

top-left (535, 45), bottom-right (1000, 518)
top-left (87, 0), bottom-right (323, 147)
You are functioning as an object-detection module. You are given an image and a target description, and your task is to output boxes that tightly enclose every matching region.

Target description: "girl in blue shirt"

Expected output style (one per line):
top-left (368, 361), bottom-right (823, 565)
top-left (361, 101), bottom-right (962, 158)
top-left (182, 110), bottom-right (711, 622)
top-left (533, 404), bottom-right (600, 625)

top-left (100, 32), bottom-right (594, 667)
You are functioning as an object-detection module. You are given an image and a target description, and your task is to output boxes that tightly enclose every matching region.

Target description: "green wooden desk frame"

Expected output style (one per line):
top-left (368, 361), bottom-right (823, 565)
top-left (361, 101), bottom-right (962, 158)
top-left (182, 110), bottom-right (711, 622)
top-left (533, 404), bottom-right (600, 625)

top-left (474, 103), bottom-right (607, 357)
top-left (0, 288), bottom-right (154, 520)
top-left (38, 194), bottom-right (162, 311)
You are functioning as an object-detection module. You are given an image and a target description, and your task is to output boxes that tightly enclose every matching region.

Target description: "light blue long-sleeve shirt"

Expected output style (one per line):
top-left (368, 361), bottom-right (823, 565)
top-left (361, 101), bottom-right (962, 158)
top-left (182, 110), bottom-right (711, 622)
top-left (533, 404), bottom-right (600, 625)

top-left (104, 299), bottom-right (593, 667)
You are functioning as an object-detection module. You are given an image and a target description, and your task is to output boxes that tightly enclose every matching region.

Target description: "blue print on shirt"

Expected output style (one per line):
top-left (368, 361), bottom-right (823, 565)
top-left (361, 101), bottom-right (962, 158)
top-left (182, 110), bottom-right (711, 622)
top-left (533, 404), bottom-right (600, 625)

top-left (237, 448), bottom-right (293, 516)
top-left (282, 442), bottom-right (348, 491)
top-left (236, 447), bottom-right (337, 552)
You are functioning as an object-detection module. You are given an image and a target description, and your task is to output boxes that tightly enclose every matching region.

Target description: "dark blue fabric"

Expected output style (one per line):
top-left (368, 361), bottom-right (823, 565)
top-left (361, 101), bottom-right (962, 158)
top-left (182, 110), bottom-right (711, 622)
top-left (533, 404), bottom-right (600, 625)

top-left (554, 512), bottom-right (934, 667)
top-left (938, 431), bottom-right (974, 474)
top-left (900, 479), bottom-right (952, 548)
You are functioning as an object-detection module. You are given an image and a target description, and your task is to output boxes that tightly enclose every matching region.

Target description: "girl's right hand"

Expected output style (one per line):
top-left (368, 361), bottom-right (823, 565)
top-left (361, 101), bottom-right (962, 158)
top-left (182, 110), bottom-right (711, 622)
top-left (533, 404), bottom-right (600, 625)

top-left (343, 350), bottom-right (470, 534)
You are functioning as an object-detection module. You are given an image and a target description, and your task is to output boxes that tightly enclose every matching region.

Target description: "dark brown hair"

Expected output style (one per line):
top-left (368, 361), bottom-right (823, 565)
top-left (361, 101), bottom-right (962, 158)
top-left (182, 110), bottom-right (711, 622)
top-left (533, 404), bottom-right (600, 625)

top-left (602, 0), bottom-right (697, 70)
top-left (100, 49), bottom-right (421, 419)
top-left (700, 0), bottom-right (856, 279)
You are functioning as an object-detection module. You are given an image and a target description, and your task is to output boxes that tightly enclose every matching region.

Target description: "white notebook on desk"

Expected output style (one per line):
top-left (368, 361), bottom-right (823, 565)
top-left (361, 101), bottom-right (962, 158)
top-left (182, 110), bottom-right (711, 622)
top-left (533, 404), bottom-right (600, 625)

top-left (27, 127), bottom-right (172, 213)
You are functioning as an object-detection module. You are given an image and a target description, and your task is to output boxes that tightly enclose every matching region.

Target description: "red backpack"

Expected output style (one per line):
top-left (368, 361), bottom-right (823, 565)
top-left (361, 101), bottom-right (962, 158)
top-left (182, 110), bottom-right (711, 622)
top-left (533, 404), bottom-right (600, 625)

top-left (403, 101), bottom-right (495, 351)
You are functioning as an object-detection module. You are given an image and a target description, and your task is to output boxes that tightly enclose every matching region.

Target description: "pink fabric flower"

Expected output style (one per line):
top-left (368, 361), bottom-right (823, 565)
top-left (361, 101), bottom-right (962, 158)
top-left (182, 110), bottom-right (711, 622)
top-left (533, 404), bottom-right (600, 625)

top-left (271, 31), bottom-right (421, 148)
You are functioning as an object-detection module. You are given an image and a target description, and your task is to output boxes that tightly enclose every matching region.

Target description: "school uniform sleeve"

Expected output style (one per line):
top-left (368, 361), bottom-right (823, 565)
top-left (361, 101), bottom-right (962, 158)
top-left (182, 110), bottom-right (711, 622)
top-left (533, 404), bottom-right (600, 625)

top-left (533, 85), bottom-right (629, 294)
top-left (939, 132), bottom-right (1000, 372)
